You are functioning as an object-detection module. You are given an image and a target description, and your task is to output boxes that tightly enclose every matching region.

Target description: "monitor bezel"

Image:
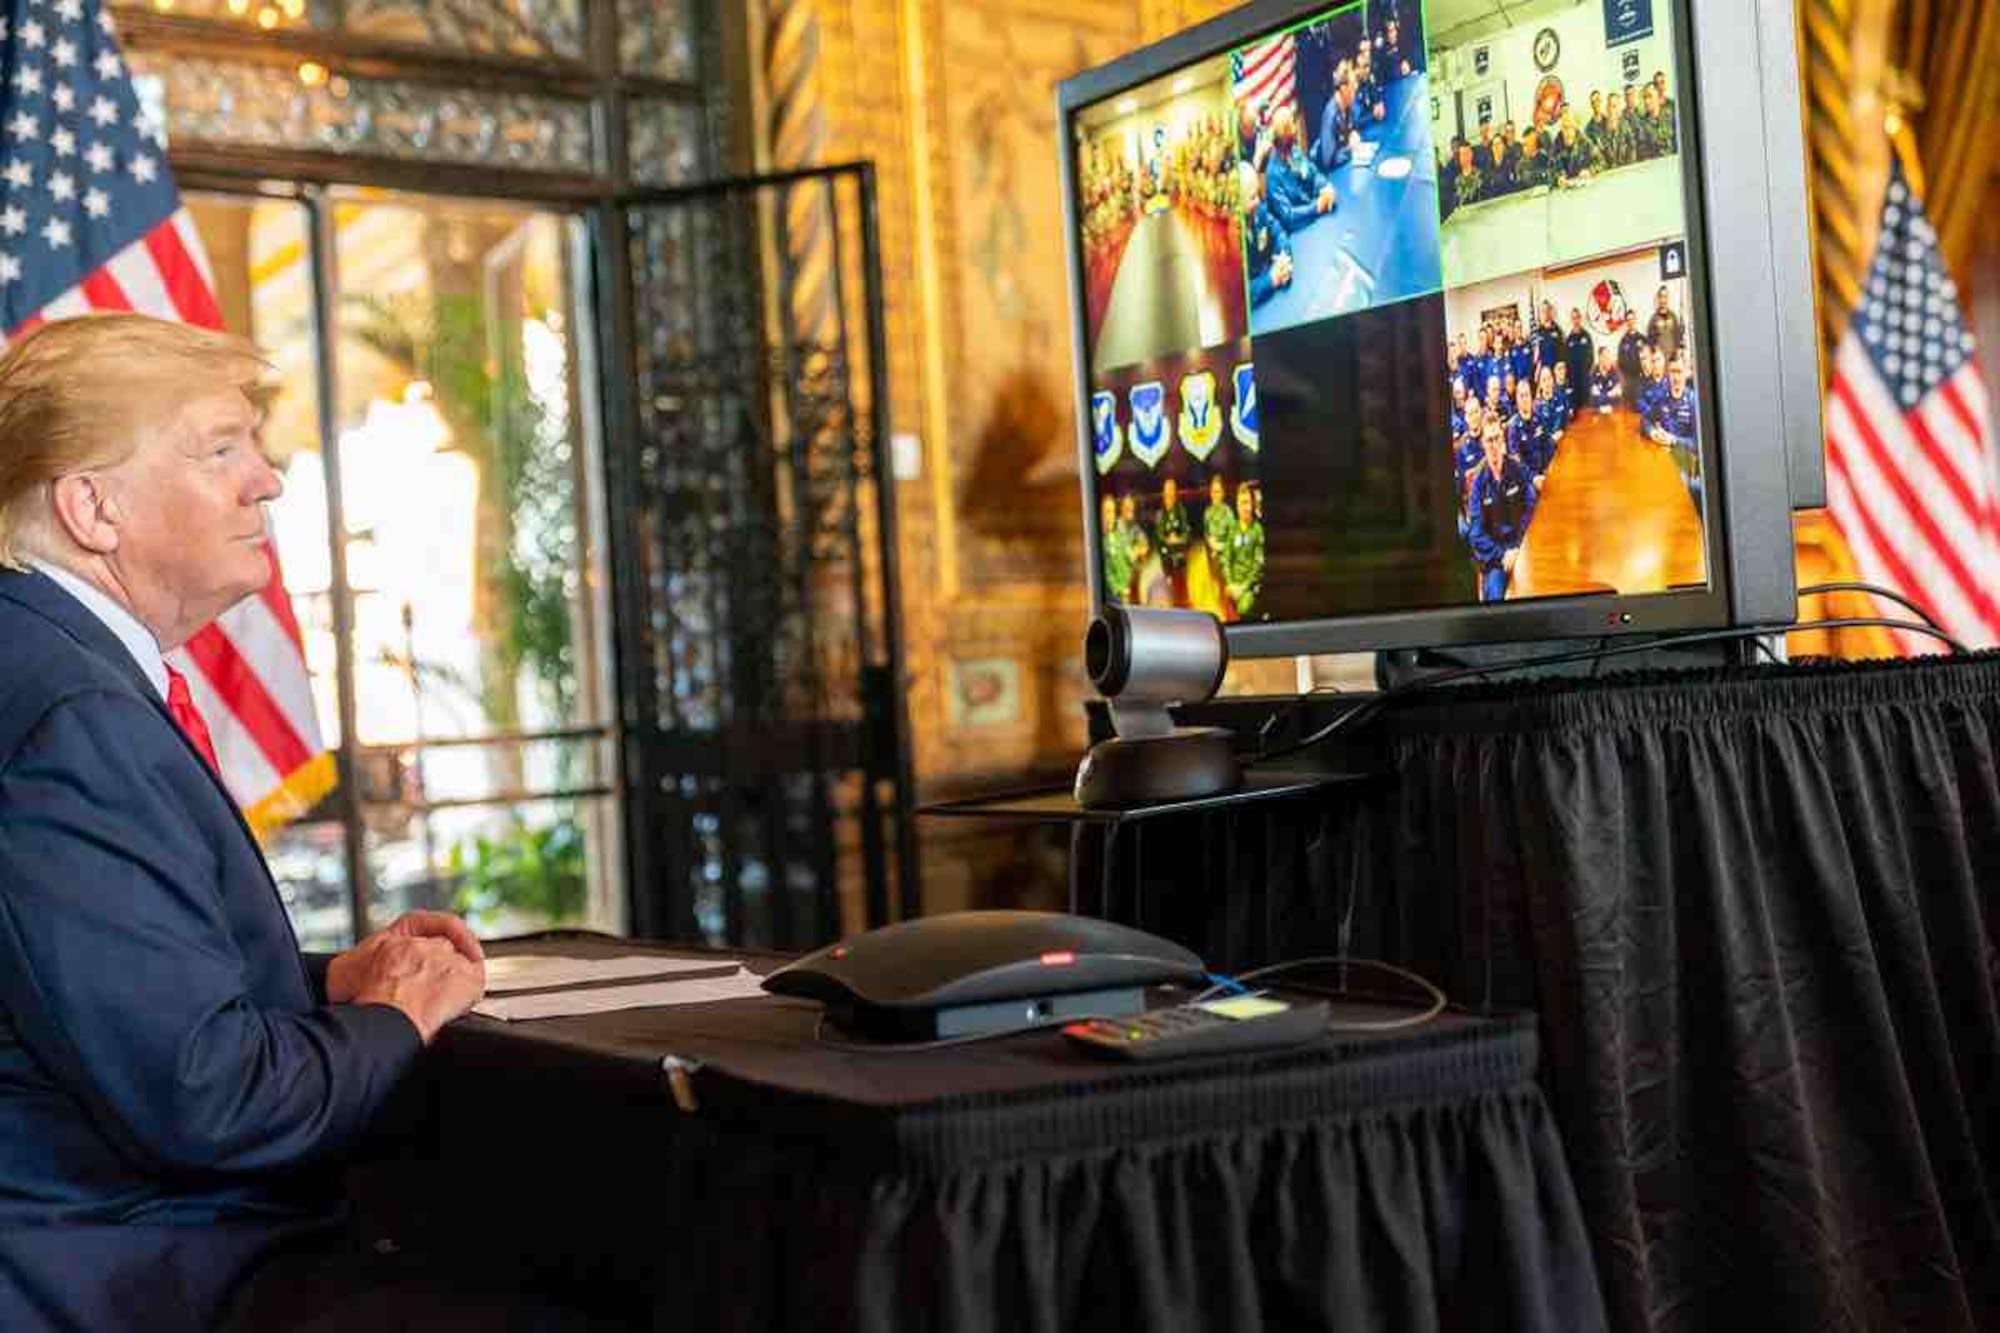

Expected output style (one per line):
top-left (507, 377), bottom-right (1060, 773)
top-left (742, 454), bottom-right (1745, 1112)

top-left (1056, 0), bottom-right (1802, 657)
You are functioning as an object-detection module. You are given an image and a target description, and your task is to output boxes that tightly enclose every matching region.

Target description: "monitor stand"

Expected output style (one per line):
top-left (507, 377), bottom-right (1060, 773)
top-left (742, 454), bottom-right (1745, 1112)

top-left (1374, 633), bottom-right (1763, 690)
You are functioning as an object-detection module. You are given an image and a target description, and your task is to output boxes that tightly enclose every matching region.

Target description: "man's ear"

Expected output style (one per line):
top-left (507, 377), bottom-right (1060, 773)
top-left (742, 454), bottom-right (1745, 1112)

top-left (48, 474), bottom-right (121, 555)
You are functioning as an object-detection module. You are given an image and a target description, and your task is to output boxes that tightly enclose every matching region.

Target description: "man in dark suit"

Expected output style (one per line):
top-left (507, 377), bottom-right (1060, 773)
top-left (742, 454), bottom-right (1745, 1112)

top-left (0, 316), bottom-right (601, 1331)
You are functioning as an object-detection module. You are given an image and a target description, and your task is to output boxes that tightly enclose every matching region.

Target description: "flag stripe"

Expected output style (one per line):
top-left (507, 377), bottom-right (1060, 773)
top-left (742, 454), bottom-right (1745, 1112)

top-left (178, 625), bottom-right (317, 780)
top-left (170, 209), bottom-right (216, 292)
top-left (214, 594), bottom-right (321, 756)
top-left (1832, 420), bottom-right (1976, 640)
top-left (1828, 375), bottom-right (2000, 629)
top-left (142, 220), bottom-right (224, 328)
top-left (78, 267), bottom-right (132, 311)
top-left (1832, 456), bottom-right (1936, 652)
top-left (178, 662), bottom-right (283, 799)
top-left (103, 235), bottom-right (180, 322)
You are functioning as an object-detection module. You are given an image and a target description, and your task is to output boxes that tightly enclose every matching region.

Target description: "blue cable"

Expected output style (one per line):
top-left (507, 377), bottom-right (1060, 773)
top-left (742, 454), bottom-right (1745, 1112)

top-left (1202, 971), bottom-right (1249, 996)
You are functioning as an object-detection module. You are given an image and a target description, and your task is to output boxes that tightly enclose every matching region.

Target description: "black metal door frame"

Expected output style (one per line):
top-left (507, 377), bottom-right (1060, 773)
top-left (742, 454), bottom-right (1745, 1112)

top-left (595, 161), bottom-right (918, 948)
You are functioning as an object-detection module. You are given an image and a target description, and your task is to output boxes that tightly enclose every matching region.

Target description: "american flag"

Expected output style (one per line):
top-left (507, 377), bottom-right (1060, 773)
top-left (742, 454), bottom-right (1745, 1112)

top-left (1231, 32), bottom-right (1297, 121)
top-left (0, 0), bottom-right (335, 832)
top-left (1825, 159), bottom-right (2000, 655)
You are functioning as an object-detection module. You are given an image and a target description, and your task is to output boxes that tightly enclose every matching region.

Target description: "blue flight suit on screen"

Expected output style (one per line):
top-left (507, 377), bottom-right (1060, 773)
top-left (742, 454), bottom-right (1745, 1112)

top-left (1590, 366), bottom-right (1622, 411)
top-left (1655, 384), bottom-right (1699, 450)
top-left (1266, 148), bottom-right (1334, 232)
top-left (1467, 458), bottom-right (1538, 602)
top-left (1316, 98), bottom-right (1358, 173)
top-left (1509, 407), bottom-right (1552, 478)
top-left (1244, 198), bottom-right (1293, 307)
top-left (1537, 395), bottom-right (1567, 444)
top-left (1655, 384), bottom-right (1702, 516)
top-left (1459, 354), bottom-right (1493, 402)
top-left (1510, 343), bottom-right (1533, 385)
top-left (1530, 324), bottom-right (1563, 374)
top-left (1636, 375), bottom-right (1666, 428)
top-left (1451, 405), bottom-right (1467, 439)
top-left (1453, 438), bottom-right (1484, 536)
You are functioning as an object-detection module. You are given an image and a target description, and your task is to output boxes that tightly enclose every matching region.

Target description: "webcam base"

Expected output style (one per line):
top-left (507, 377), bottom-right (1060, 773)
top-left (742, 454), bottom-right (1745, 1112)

top-left (1073, 727), bottom-right (1240, 810)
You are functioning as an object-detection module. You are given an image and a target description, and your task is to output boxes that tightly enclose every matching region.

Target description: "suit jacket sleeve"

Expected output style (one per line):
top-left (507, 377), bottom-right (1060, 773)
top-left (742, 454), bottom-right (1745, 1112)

top-left (0, 691), bottom-right (422, 1175)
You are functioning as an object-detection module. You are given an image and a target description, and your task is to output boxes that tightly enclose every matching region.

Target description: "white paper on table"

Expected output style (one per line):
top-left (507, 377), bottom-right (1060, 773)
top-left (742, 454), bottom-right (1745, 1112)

top-left (472, 967), bottom-right (771, 1021)
top-left (482, 954), bottom-right (741, 994)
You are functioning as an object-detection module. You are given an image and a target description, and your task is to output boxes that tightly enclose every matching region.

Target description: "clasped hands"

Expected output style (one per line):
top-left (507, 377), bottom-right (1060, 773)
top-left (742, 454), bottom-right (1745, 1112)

top-left (326, 911), bottom-right (487, 1044)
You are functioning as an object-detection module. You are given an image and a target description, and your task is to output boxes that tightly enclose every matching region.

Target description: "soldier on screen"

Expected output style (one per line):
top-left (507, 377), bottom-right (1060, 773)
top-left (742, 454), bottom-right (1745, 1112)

top-left (1514, 131), bottom-right (1553, 192)
top-left (1467, 419), bottom-right (1538, 603)
top-left (1510, 379), bottom-right (1552, 488)
top-left (1265, 108), bottom-right (1339, 231)
top-left (1461, 328), bottom-right (1493, 402)
top-left (1485, 373), bottom-right (1506, 422)
top-left (1355, 45), bottom-right (1387, 124)
top-left (1531, 301), bottom-right (1564, 375)
top-left (1552, 110), bottom-right (1598, 187)
top-left (1642, 85), bottom-right (1677, 157)
top-left (1652, 356), bottom-right (1702, 516)
top-left (1223, 483), bottom-right (1265, 616)
top-left (1565, 309), bottom-right (1595, 410)
top-left (1317, 76), bottom-right (1363, 174)
top-left (1647, 285), bottom-right (1685, 361)
top-left (1618, 319), bottom-right (1648, 410)
top-left (1602, 91), bottom-right (1637, 168)
top-left (1154, 477), bottom-right (1193, 588)
top-left (1536, 366), bottom-right (1568, 444)
top-left (1636, 345), bottom-right (1668, 436)
top-left (1242, 166), bottom-right (1295, 306)
top-left (1454, 398), bottom-right (1487, 536)
top-left (1508, 323), bottom-right (1533, 385)
top-left (1100, 493), bottom-right (1133, 603)
top-left (1628, 89), bottom-right (1661, 162)
top-left (1590, 345), bottom-right (1623, 413)
top-left (1472, 120), bottom-right (1498, 177)
top-left (1550, 363), bottom-right (1575, 432)
top-left (1203, 473), bottom-right (1237, 569)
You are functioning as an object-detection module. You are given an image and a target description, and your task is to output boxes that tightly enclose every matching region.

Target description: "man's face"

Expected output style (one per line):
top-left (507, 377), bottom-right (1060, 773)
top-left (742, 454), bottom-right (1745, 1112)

top-left (1236, 488), bottom-right (1254, 523)
top-left (103, 384), bottom-right (282, 640)
top-left (1464, 400), bottom-right (1482, 434)
top-left (1591, 92), bottom-right (1603, 114)
top-left (1483, 426), bottom-right (1505, 472)
top-left (1516, 383), bottom-right (1534, 417)
top-left (1162, 479), bottom-right (1177, 508)
top-left (1653, 73), bottom-right (1667, 99)
top-left (1656, 288), bottom-right (1670, 313)
top-left (1570, 310), bottom-right (1584, 331)
top-left (1670, 363), bottom-right (1688, 394)
top-left (1209, 475), bottom-right (1224, 504)
top-left (1119, 495), bottom-right (1136, 521)
top-left (1102, 496), bottom-right (1117, 529)
top-left (1478, 122), bottom-right (1492, 144)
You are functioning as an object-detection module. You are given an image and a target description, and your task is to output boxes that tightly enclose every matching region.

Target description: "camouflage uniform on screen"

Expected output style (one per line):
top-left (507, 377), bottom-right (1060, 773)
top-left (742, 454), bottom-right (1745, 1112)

top-left (1513, 147), bottom-right (1552, 192)
top-left (1204, 495), bottom-right (1238, 564)
top-left (1154, 501), bottom-right (1192, 574)
top-left (1452, 164), bottom-right (1485, 211)
top-left (1627, 107), bottom-right (1660, 161)
top-left (1224, 519), bottom-right (1265, 615)
top-left (1647, 111), bottom-right (1677, 158)
top-left (1102, 523), bottom-right (1133, 602)
top-left (1600, 117), bottom-right (1637, 168)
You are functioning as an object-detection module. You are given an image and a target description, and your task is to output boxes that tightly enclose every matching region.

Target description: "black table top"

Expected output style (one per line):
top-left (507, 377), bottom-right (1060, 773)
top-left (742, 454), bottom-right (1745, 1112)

top-left (441, 933), bottom-right (1536, 1171)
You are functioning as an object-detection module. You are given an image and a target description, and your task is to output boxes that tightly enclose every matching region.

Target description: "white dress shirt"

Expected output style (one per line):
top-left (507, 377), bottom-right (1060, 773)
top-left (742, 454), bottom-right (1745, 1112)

top-left (29, 559), bottom-right (169, 701)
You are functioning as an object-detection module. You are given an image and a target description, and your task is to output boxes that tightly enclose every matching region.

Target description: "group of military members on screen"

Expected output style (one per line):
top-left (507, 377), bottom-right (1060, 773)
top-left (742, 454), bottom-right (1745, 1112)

top-left (1439, 72), bottom-right (1679, 218)
top-left (1241, 20), bottom-right (1420, 308)
top-left (1100, 476), bottom-right (1265, 619)
top-left (1077, 113), bottom-right (1241, 266)
top-left (1445, 289), bottom-right (1700, 601)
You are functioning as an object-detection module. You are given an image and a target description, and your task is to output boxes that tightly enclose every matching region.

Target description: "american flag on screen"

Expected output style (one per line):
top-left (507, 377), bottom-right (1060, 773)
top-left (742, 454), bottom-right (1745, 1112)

top-left (0, 0), bottom-right (335, 833)
top-left (1231, 32), bottom-right (1296, 121)
top-left (1825, 159), bottom-right (2000, 655)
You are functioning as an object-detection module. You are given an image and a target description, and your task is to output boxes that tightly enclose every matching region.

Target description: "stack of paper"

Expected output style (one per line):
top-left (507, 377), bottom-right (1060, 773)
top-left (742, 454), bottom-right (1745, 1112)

top-left (471, 955), bottom-right (768, 1022)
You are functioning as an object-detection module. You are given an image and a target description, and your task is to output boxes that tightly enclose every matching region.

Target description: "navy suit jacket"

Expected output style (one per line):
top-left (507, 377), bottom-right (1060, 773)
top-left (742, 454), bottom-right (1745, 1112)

top-left (0, 568), bottom-right (422, 1330)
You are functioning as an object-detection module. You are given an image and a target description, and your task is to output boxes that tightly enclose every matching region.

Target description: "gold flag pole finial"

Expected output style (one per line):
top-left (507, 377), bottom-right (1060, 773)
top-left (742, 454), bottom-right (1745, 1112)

top-left (1881, 66), bottom-right (1927, 199)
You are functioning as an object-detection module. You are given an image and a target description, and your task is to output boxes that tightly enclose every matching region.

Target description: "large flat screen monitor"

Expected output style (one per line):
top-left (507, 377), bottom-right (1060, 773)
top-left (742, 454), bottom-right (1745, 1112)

top-left (1058, 0), bottom-right (1816, 657)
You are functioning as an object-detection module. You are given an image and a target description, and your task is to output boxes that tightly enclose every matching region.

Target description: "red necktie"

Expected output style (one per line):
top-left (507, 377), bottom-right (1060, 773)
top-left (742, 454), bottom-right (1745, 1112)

top-left (165, 665), bottom-right (221, 774)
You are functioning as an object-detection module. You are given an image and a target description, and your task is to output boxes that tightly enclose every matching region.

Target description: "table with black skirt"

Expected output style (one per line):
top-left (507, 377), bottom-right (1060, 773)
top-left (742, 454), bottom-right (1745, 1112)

top-left (353, 936), bottom-right (1606, 1332)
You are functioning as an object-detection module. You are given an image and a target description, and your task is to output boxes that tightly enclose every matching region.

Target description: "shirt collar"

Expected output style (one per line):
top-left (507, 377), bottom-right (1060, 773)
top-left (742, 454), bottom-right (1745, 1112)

top-left (28, 559), bottom-right (170, 701)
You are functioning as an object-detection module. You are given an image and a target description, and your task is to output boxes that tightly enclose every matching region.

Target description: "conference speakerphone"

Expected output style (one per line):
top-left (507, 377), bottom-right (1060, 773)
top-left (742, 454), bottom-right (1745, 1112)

top-left (761, 910), bottom-right (1206, 1040)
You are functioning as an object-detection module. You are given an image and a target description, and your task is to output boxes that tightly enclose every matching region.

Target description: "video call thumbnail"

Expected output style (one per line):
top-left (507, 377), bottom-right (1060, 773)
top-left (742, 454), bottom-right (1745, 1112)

top-left (1427, 0), bottom-right (1690, 287)
top-left (1237, 3), bottom-right (1439, 336)
top-left (1442, 241), bottom-right (1707, 604)
top-left (1093, 339), bottom-right (1265, 620)
top-left (1075, 54), bottom-right (1247, 377)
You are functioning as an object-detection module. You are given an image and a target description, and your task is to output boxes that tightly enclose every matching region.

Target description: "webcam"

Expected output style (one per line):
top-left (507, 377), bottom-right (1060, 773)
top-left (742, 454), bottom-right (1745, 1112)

top-left (1074, 605), bottom-right (1241, 809)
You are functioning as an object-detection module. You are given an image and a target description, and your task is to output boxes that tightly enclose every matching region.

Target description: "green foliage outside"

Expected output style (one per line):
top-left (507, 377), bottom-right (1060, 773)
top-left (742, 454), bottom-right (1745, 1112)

top-left (347, 283), bottom-right (589, 927)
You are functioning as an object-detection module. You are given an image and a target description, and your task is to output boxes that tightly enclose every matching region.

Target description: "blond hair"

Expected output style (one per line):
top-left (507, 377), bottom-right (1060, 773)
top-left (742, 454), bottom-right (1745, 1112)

top-left (0, 314), bottom-right (271, 568)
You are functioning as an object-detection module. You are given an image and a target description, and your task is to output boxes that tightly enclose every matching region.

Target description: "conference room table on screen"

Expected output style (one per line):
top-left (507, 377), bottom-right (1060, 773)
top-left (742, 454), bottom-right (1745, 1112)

top-left (1511, 401), bottom-right (1707, 598)
top-left (1092, 199), bottom-right (1244, 370)
top-left (352, 934), bottom-right (1608, 1333)
top-left (1440, 157), bottom-right (1684, 289)
top-left (1252, 73), bottom-right (1440, 332)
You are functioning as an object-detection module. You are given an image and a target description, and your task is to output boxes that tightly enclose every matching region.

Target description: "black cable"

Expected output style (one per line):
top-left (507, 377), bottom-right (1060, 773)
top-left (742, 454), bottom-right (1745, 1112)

top-left (1798, 581), bottom-right (1947, 638)
top-left (1588, 634), bottom-right (1611, 679)
top-left (1252, 616), bottom-right (1965, 768)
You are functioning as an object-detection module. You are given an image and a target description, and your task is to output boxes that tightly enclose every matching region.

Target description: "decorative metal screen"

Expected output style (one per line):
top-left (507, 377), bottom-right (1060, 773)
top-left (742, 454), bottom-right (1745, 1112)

top-left (605, 164), bottom-right (915, 950)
